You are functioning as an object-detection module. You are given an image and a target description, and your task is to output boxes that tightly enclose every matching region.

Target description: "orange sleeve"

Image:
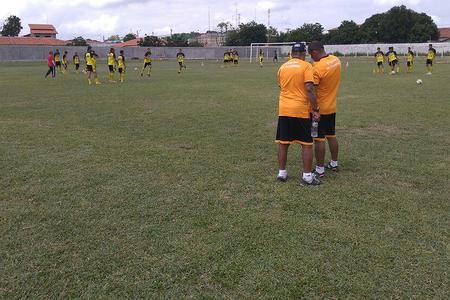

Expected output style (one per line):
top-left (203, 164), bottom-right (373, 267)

top-left (313, 64), bottom-right (321, 85)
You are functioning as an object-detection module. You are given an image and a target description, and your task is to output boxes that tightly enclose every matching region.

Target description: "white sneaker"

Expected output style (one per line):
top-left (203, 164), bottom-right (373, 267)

top-left (426, 72), bottom-right (432, 75)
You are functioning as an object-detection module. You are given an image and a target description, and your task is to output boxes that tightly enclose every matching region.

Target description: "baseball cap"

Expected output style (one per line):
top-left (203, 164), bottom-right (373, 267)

top-left (291, 42), bottom-right (306, 52)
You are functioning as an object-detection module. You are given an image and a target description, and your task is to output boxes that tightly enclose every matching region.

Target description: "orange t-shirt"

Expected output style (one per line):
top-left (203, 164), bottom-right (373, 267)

top-left (277, 58), bottom-right (314, 118)
top-left (313, 55), bottom-right (341, 115)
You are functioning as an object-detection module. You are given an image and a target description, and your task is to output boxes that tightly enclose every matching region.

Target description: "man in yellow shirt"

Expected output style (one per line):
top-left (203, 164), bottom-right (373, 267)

top-left (276, 42), bottom-right (321, 186)
top-left (374, 47), bottom-right (384, 74)
top-left (308, 41), bottom-right (341, 177)
top-left (385, 46), bottom-right (399, 74)
top-left (73, 52), bottom-right (80, 73)
top-left (141, 48), bottom-right (152, 77)
top-left (107, 48), bottom-right (117, 82)
top-left (85, 46), bottom-right (100, 85)
top-left (117, 50), bottom-right (126, 83)
top-left (176, 49), bottom-right (186, 74)
top-left (406, 47), bottom-right (414, 73)
top-left (426, 44), bottom-right (436, 75)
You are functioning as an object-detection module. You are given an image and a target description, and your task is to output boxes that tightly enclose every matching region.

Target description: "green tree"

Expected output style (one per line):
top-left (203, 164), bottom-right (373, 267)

top-left (325, 20), bottom-right (362, 44)
top-left (166, 33), bottom-right (189, 47)
top-left (1, 15), bottom-right (22, 37)
top-left (226, 21), bottom-right (267, 46)
top-left (105, 34), bottom-right (121, 42)
top-left (123, 33), bottom-right (137, 42)
top-left (217, 22), bottom-right (233, 33)
top-left (139, 35), bottom-right (164, 47)
top-left (267, 26), bottom-right (279, 43)
top-left (284, 23), bottom-right (324, 42)
top-left (68, 36), bottom-right (88, 46)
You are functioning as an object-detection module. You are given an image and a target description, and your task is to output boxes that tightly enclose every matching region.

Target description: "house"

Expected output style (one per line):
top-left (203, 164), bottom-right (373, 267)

top-left (113, 38), bottom-right (142, 47)
top-left (24, 24), bottom-right (58, 38)
top-left (438, 27), bottom-right (450, 42)
top-left (0, 36), bottom-right (66, 46)
top-left (195, 31), bottom-right (225, 47)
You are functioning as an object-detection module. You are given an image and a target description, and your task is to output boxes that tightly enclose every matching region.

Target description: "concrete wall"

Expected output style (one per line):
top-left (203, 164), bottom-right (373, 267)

top-left (1, 43), bottom-right (449, 62)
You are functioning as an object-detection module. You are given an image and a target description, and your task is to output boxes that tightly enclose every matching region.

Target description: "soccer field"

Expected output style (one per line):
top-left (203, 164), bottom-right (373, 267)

top-left (1, 57), bottom-right (449, 298)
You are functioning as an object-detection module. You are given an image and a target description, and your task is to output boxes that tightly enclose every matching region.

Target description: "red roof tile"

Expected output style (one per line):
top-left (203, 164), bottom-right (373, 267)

top-left (438, 27), bottom-right (450, 39)
top-left (113, 38), bottom-right (142, 47)
top-left (28, 24), bottom-right (58, 34)
top-left (0, 37), bottom-right (66, 46)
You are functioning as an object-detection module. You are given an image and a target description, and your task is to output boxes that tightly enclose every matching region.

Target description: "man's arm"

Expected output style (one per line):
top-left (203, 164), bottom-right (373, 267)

top-left (305, 82), bottom-right (320, 120)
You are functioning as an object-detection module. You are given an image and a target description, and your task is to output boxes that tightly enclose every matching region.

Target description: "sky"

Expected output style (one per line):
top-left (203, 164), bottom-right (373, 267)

top-left (1, 0), bottom-right (449, 40)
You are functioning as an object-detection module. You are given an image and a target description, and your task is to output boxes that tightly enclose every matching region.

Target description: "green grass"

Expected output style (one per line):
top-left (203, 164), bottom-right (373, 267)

top-left (1, 57), bottom-right (449, 298)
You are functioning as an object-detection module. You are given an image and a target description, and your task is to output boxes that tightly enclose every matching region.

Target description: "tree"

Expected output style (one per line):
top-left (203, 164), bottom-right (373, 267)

top-left (68, 36), bottom-right (88, 46)
top-left (105, 34), bottom-right (121, 42)
top-left (166, 33), bottom-right (189, 47)
top-left (284, 23), bottom-right (324, 42)
top-left (359, 5), bottom-right (438, 43)
top-left (226, 21), bottom-right (267, 46)
top-left (139, 35), bottom-right (164, 47)
top-left (217, 22), bottom-right (233, 33)
top-left (267, 26), bottom-right (279, 42)
top-left (325, 20), bottom-right (362, 44)
top-left (123, 33), bottom-right (137, 42)
top-left (1, 15), bottom-right (22, 37)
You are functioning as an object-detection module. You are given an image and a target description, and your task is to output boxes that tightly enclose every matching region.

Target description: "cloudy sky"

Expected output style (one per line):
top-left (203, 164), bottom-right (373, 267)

top-left (1, 0), bottom-right (449, 40)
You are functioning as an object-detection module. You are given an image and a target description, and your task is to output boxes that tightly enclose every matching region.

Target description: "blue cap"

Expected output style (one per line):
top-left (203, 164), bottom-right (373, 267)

top-left (292, 42), bottom-right (306, 52)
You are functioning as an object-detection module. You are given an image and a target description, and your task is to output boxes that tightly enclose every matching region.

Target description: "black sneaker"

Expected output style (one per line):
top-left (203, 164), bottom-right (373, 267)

top-left (325, 162), bottom-right (339, 172)
top-left (276, 175), bottom-right (287, 182)
top-left (300, 176), bottom-right (321, 186)
top-left (313, 169), bottom-right (325, 178)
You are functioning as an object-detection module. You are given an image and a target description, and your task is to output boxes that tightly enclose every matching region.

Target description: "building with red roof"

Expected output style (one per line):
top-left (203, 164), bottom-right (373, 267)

top-left (24, 24), bottom-right (58, 38)
top-left (113, 38), bottom-right (142, 47)
top-left (0, 37), bottom-right (66, 46)
top-left (438, 27), bottom-right (450, 42)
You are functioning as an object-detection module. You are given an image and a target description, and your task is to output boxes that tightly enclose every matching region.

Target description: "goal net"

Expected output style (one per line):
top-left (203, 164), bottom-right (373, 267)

top-left (249, 42), bottom-right (306, 63)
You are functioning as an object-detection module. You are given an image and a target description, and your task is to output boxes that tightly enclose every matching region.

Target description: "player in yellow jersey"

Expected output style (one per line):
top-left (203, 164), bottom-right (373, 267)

top-left (73, 52), bottom-right (80, 73)
top-left (62, 51), bottom-right (69, 74)
top-left (141, 48), bottom-right (152, 77)
top-left (385, 46), bottom-right (399, 74)
top-left (91, 50), bottom-right (101, 84)
top-left (406, 47), bottom-right (414, 73)
top-left (426, 44), bottom-right (436, 75)
top-left (117, 50), bottom-right (126, 83)
top-left (85, 46), bottom-right (100, 85)
top-left (54, 49), bottom-right (62, 73)
top-left (374, 47), bottom-right (384, 74)
top-left (258, 49), bottom-right (264, 67)
top-left (107, 48), bottom-right (117, 82)
top-left (176, 48), bottom-right (186, 74)
top-left (233, 49), bottom-right (239, 65)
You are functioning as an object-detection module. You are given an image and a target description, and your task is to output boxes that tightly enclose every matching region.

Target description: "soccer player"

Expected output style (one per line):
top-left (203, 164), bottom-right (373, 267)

top-left (223, 50), bottom-right (230, 66)
top-left (85, 46), bottom-right (100, 85)
top-left (141, 48), bottom-right (152, 77)
top-left (176, 48), bottom-right (186, 74)
top-left (258, 49), bottom-right (264, 67)
top-left (426, 44), bottom-right (436, 75)
top-left (275, 42), bottom-right (321, 186)
top-left (273, 50), bottom-right (278, 63)
top-left (386, 46), bottom-right (399, 74)
top-left (54, 49), bottom-right (62, 73)
top-left (406, 47), bottom-right (415, 73)
top-left (62, 51), bottom-right (69, 74)
top-left (91, 50), bottom-right (101, 84)
top-left (118, 50), bottom-right (126, 83)
top-left (44, 51), bottom-right (56, 78)
top-left (233, 49), bottom-right (239, 65)
top-left (308, 41), bottom-right (342, 178)
top-left (287, 51), bottom-right (292, 60)
top-left (73, 52), bottom-right (80, 73)
top-left (374, 47), bottom-right (384, 74)
top-left (107, 48), bottom-right (117, 82)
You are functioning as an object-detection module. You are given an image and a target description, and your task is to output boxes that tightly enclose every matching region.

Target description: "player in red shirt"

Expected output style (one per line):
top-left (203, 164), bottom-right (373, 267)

top-left (45, 51), bottom-right (56, 78)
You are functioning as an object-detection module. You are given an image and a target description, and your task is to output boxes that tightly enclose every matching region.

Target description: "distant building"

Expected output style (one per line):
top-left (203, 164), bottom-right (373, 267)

top-left (196, 31), bottom-right (225, 47)
top-left (0, 37), bottom-right (66, 46)
top-left (438, 27), bottom-right (450, 42)
top-left (24, 24), bottom-right (58, 38)
top-left (113, 38), bottom-right (143, 47)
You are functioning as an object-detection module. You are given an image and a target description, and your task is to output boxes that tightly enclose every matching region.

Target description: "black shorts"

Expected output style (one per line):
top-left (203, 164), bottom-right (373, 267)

top-left (377, 62), bottom-right (383, 66)
top-left (144, 62), bottom-right (152, 68)
top-left (75, 63), bottom-right (80, 70)
top-left (234, 60), bottom-right (238, 64)
top-left (407, 61), bottom-right (413, 67)
top-left (55, 61), bottom-right (61, 67)
top-left (426, 59), bottom-right (433, 66)
top-left (276, 116), bottom-right (313, 145)
top-left (392, 59), bottom-right (398, 65)
top-left (178, 61), bottom-right (183, 66)
top-left (118, 67), bottom-right (124, 73)
top-left (315, 113), bottom-right (336, 140)
top-left (108, 65), bottom-right (114, 72)
top-left (86, 65), bottom-right (93, 72)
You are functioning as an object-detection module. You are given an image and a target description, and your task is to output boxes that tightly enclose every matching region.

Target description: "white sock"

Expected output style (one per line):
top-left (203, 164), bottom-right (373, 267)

top-left (278, 170), bottom-right (287, 178)
top-left (303, 172), bottom-right (312, 183)
top-left (316, 166), bottom-right (325, 174)
top-left (330, 160), bottom-right (338, 167)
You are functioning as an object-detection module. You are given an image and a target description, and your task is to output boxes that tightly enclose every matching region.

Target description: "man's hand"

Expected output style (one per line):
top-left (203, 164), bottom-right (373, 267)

top-left (312, 111), bottom-right (320, 121)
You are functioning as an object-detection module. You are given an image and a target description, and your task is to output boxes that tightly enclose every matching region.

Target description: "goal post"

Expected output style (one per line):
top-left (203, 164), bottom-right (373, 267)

top-left (249, 42), bottom-right (305, 63)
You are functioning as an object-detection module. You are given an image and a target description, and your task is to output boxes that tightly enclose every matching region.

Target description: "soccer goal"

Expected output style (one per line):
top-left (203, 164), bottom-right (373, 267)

top-left (249, 42), bottom-right (305, 63)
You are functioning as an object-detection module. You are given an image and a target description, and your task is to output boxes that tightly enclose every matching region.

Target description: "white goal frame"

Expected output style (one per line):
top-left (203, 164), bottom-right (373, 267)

top-left (249, 42), bottom-right (306, 63)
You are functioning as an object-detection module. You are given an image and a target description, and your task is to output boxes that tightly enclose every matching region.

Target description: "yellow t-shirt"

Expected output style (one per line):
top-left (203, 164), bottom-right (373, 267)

top-left (107, 53), bottom-right (115, 66)
top-left (427, 49), bottom-right (436, 60)
top-left (54, 53), bottom-right (61, 62)
top-left (375, 51), bottom-right (384, 63)
top-left (85, 52), bottom-right (93, 66)
top-left (313, 55), bottom-right (341, 115)
top-left (118, 55), bottom-right (124, 68)
top-left (177, 53), bottom-right (185, 63)
top-left (144, 51), bottom-right (152, 63)
top-left (387, 51), bottom-right (397, 63)
top-left (277, 58), bottom-right (314, 119)
top-left (73, 56), bottom-right (80, 64)
top-left (407, 51), bottom-right (414, 62)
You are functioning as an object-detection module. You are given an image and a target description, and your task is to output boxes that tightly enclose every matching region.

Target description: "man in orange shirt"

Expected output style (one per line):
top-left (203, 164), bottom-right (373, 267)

top-left (308, 41), bottom-right (342, 177)
top-left (276, 43), bottom-right (321, 186)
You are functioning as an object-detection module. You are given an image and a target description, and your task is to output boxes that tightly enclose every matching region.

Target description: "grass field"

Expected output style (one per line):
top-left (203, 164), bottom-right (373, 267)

top-left (1, 56), bottom-right (449, 298)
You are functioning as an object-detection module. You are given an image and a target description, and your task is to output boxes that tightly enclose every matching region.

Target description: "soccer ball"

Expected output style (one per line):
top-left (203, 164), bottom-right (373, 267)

top-left (391, 71), bottom-right (396, 75)
top-left (416, 79), bottom-right (423, 84)
top-left (134, 67), bottom-right (138, 71)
